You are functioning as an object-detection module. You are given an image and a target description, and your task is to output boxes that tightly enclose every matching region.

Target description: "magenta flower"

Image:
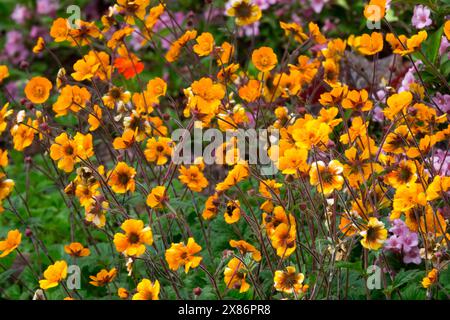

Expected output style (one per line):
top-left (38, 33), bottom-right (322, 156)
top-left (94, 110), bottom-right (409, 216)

top-left (310, 0), bottom-right (329, 14)
top-left (36, 0), bottom-right (59, 16)
top-left (412, 5), bottom-right (432, 29)
top-left (11, 5), bottom-right (32, 25)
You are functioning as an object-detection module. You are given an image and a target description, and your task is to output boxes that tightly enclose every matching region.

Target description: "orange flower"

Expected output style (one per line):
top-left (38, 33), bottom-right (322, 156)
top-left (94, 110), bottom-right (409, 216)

top-left (114, 219), bottom-right (153, 257)
top-left (224, 257), bottom-right (250, 293)
top-left (350, 32), bottom-right (383, 56)
top-left (107, 162), bottom-right (136, 193)
top-left (274, 266), bottom-right (306, 295)
top-left (217, 41), bottom-right (234, 65)
top-left (229, 239), bottom-right (261, 261)
top-left (132, 279), bottom-right (160, 300)
top-left (309, 160), bottom-right (344, 195)
top-left (114, 46), bottom-right (144, 79)
top-left (118, 288), bottom-right (129, 299)
top-left (238, 79), bottom-right (261, 102)
top-left (202, 193), bottom-right (219, 220)
top-left (445, 20), bottom-right (450, 41)
top-left (113, 129), bottom-right (136, 150)
top-left (0, 173), bottom-right (14, 202)
top-left (50, 18), bottom-right (69, 42)
top-left (33, 37), bottom-right (45, 54)
top-left (193, 32), bottom-right (214, 56)
top-left (146, 185), bottom-right (167, 209)
top-left (64, 242), bottom-right (91, 257)
top-left (342, 89), bottom-right (373, 112)
top-left (71, 54), bottom-right (100, 81)
top-left (53, 85), bottom-right (91, 117)
top-left (224, 200), bottom-right (241, 224)
top-left (364, 0), bottom-right (386, 22)
top-left (89, 268), bottom-right (117, 287)
top-left (10, 119), bottom-right (36, 151)
top-left (0, 103), bottom-right (13, 133)
top-left (24, 77), bottom-right (53, 104)
top-left (39, 261), bottom-right (68, 290)
top-left (116, 0), bottom-right (149, 25)
top-left (49, 133), bottom-right (78, 172)
top-left (270, 222), bottom-right (297, 258)
top-left (280, 21), bottom-right (308, 43)
top-left (165, 237), bottom-right (202, 273)
top-left (178, 165), bottom-right (208, 192)
top-left (88, 104), bottom-right (102, 131)
top-left (165, 30), bottom-right (197, 62)
top-left (0, 149), bottom-right (8, 168)
top-left (0, 65), bottom-right (9, 83)
top-left (360, 218), bottom-right (387, 251)
top-left (0, 229), bottom-right (21, 258)
top-left (252, 47), bottom-right (278, 72)
top-left (386, 31), bottom-right (427, 56)
top-left (383, 91), bottom-right (413, 120)
top-left (144, 137), bottom-right (173, 165)
top-left (422, 268), bottom-right (438, 288)
top-left (226, 0), bottom-right (261, 26)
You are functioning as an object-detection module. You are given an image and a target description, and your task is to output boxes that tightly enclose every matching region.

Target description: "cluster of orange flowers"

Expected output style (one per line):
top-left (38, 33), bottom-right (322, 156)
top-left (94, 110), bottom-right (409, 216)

top-left (0, 0), bottom-right (449, 300)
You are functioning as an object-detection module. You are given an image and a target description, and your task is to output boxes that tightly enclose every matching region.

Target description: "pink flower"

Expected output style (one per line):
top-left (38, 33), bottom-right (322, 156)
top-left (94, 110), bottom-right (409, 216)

top-left (412, 5), bottom-right (432, 29)
top-left (310, 0), bottom-right (329, 14)
top-left (36, 0), bottom-right (59, 16)
top-left (11, 5), bottom-right (32, 25)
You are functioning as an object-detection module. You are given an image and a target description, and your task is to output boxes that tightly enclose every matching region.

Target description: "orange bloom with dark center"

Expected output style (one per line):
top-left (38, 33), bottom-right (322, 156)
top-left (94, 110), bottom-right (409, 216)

top-left (64, 242), bottom-right (90, 257)
top-left (107, 162), bottom-right (136, 193)
top-left (114, 219), bottom-right (153, 257)
top-left (165, 237), bottom-right (202, 273)
top-left (89, 268), bottom-right (117, 287)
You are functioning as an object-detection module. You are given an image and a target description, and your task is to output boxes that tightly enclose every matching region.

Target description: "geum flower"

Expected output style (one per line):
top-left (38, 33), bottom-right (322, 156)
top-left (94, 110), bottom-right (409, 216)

top-left (107, 162), bottom-right (136, 193)
top-left (24, 76), bottom-right (53, 104)
top-left (89, 268), bottom-right (117, 287)
top-left (224, 257), bottom-right (250, 293)
top-left (178, 164), bottom-right (208, 192)
top-left (0, 229), bottom-right (21, 258)
top-left (132, 278), bottom-right (160, 300)
top-left (360, 217), bottom-right (387, 251)
top-left (64, 242), bottom-right (90, 257)
top-left (39, 261), bottom-right (68, 290)
top-left (113, 219), bottom-right (153, 257)
top-left (165, 237), bottom-right (202, 273)
top-left (309, 160), bottom-right (344, 195)
top-left (274, 266), bottom-right (307, 295)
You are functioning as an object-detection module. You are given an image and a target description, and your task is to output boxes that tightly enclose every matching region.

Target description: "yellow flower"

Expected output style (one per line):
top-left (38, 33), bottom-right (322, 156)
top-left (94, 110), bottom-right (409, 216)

top-left (53, 85), bottom-right (91, 117)
top-left (0, 149), bottom-right (8, 168)
top-left (33, 37), bottom-right (45, 54)
top-left (217, 41), bottom-right (235, 65)
top-left (146, 185), bottom-right (167, 209)
top-left (360, 218), bottom-right (387, 251)
top-left (385, 160), bottom-right (417, 188)
top-left (0, 173), bottom-right (14, 201)
top-left (270, 222), bottom-right (297, 258)
top-left (118, 287), bottom-right (129, 299)
top-left (393, 183), bottom-right (426, 212)
top-left (116, 0), bottom-right (149, 25)
top-left (144, 137), bottom-right (173, 165)
top-left (259, 179), bottom-right (282, 199)
top-left (386, 31), bottom-right (427, 56)
top-left (178, 165), bottom-right (208, 192)
top-left (114, 219), bottom-right (153, 257)
top-left (71, 54), bottom-right (100, 81)
top-left (165, 30), bottom-right (197, 62)
top-left (89, 268), bottom-right (117, 287)
top-left (202, 193), bottom-right (219, 220)
top-left (113, 129), bottom-right (136, 150)
top-left (24, 76), bottom-right (53, 104)
top-left (277, 147), bottom-right (309, 175)
top-left (88, 104), bottom-right (102, 131)
top-left (225, 200), bottom-right (241, 224)
top-left (0, 229), bottom-right (21, 258)
top-left (445, 20), bottom-right (450, 41)
top-left (252, 47), bottom-right (278, 72)
top-left (292, 118), bottom-right (332, 150)
top-left (224, 257), bottom-right (250, 293)
top-left (49, 133), bottom-right (78, 172)
top-left (229, 239), bottom-right (261, 261)
top-left (364, 0), bottom-right (386, 22)
top-left (193, 32), bottom-right (214, 56)
top-left (39, 261), bottom-right (68, 290)
top-left (85, 195), bottom-right (109, 228)
top-left (215, 162), bottom-right (249, 192)
top-left (238, 79), bottom-right (261, 102)
top-left (0, 103), bottom-right (13, 133)
top-left (274, 266), bottom-right (306, 295)
top-left (64, 242), bottom-right (90, 257)
top-left (383, 91), bottom-right (413, 120)
top-left (10, 119), bottom-right (36, 151)
top-left (226, 0), bottom-right (262, 26)
top-left (280, 22), bottom-right (308, 43)
top-left (0, 65), bottom-right (9, 83)
top-left (309, 160), bottom-right (344, 195)
top-left (422, 268), bottom-right (438, 288)
top-left (165, 237), bottom-right (202, 273)
top-left (107, 162), bottom-right (136, 193)
top-left (342, 89), bottom-right (373, 112)
top-left (50, 18), bottom-right (69, 42)
top-left (132, 279), bottom-right (160, 300)
top-left (102, 86), bottom-right (131, 109)
top-left (350, 32), bottom-right (384, 56)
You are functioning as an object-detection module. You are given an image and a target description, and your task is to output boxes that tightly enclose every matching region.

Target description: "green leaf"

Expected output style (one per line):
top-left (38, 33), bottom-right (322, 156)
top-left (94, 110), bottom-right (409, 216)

top-left (422, 27), bottom-right (444, 65)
